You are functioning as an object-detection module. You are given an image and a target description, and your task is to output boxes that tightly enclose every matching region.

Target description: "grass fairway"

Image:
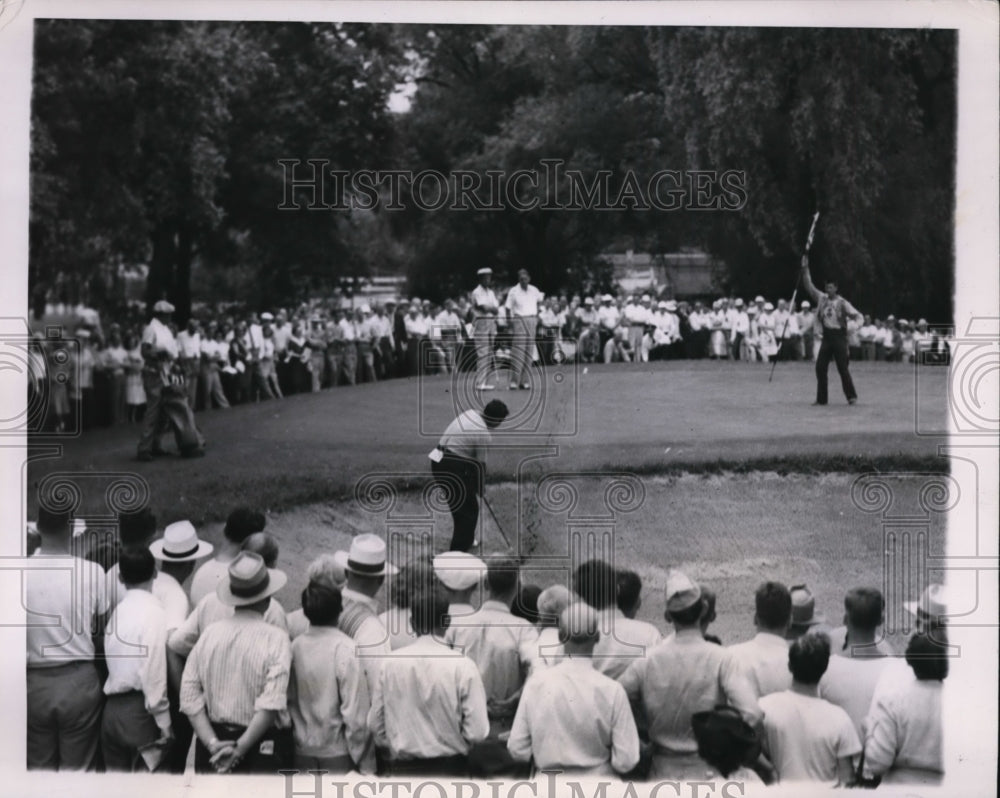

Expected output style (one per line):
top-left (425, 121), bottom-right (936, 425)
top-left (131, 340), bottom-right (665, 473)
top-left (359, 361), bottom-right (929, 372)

top-left (27, 359), bottom-right (948, 520)
top-left (26, 359), bottom-right (949, 649)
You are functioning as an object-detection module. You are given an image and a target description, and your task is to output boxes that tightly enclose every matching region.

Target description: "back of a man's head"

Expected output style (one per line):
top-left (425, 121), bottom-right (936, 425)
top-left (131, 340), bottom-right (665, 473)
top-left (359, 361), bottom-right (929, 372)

top-left (616, 569), bottom-right (642, 618)
top-left (410, 584), bottom-right (452, 636)
top-left (224, 507), bottom-right (266, 544)
top-left (242, 532), bottom-right (279, 568)
top-left (844, 587), bottom-right (884, 631)
top-left (118, 508), bottom-right (157, 547)
top-left (119, 546), bottom-right (157, 587)
top-left (573, 559), bottom-right (617, 610)
top-left (36, 506), bottom-right (71, 539)
top-left (486, 555), bottom-right (520, 600)
top-left (755, 581), bottom-right (792, 632)
top-left (906, 631), bottom-right (949, 681)
top-left (788, 632), bottom-right (831, 685)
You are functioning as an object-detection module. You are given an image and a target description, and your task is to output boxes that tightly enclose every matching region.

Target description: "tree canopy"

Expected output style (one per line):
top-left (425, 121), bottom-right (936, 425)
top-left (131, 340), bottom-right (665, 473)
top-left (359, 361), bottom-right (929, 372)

top-left (30, 21), bottom-right (955, 322)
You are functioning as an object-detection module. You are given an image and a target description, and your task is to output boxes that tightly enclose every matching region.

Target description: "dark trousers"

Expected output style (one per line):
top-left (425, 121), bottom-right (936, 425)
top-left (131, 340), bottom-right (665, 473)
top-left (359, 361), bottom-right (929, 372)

top-left (101, 691), bottom-right (162, 772)
top-left (431, 451), bottom-right (482, 552)
top-left (815, 329), bottom-right (857, 404)
top-left (194, 721), bottom-right (293, 774)
top-left (27, 661), bottom-right (103, 771)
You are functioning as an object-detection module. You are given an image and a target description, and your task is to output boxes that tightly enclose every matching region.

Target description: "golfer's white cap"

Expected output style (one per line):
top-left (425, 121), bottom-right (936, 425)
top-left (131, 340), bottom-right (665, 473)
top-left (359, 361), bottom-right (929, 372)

top-left (260, 312), bottom-right (274, 321)
top-left (584, 297), bottom-right (594, 305)
top-left (602, 294), bottom-right (614, 302)
top-left (754, 296), bottom-right (765, 303)
top-left (477, 267), bottom-right (493, 276)
top-left (764, 302), bottom-right (774, 311)
top-left (665, 300), bottom-right (678, 311)
top-left (359, 304), bottom-right (372, 314)
top-left (641, 294), bottom-right (651, 302)
top-left (801, 301), bottom-right (811, 309)
top-left (734, 298), bottom-right (744, 306)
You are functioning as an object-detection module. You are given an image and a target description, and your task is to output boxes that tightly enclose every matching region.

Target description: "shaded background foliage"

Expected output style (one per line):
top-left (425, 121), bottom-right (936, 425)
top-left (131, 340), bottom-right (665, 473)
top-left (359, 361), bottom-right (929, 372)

top-left (30, 21), bottom-right (955, 322)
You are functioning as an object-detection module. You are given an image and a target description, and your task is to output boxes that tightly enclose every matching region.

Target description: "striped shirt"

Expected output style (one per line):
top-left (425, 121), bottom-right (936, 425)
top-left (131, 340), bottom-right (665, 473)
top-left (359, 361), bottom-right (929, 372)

top-left (288, 626), bottom-right (373, 770)
top-left (179, 609), bottom-right (291, 727)
top-left (168, 591), bottom-right (287, 657)
top-left (368, 635), bottom-right (489, 759)
top-left (339, 589), bottom-right (392, 696)
top-left (103, 589), bottom-right (171, 731)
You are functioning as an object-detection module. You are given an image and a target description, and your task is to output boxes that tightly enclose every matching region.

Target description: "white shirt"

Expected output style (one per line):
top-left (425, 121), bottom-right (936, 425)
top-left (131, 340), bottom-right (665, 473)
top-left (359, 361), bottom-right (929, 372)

top-left (863, 673), bottom-right (943, 781)
top-left (727, 631), bottom-right (792, 700)
top-left (189, 557), bottom-right (234, 607)
top-left (471, 285), bottom-right (499, 318)
top-left (141, 318), bottom-right (178, 360)
top-left (618, 628), bottom-right (761, 755)
top-left (338, 318), bottom-right (357, 342)
top-left (592, 609), bottom-right (663, 680)
top-left (759, 689), bottom-right (861, 785)
top-left (508, 658), bottom-right (640, 775)
top-left (104, 588), bottom-right (172, 731)
top-left (818, 654), bottom-right (892, 737)
top-left (289, 625), bottom-right (374, 770)
top-left (434, 310), bottom-right (462, 335)
top-left (176, 330), bottom-right (201, 359)
top-left (731, 310), bottom-right (750, 336)
top-left (25, 551), bottom-right (109, 666)
top-left (623, 303), bottom-right (648, 325)
top-left (597, 305), bottom-right (620, 330)
top-left (272, 323), bottom-right (291, 353)
top-left (377, 606), bottom-right (419, 651)
top-left (445, 599), bottom-right (538, 707)
top-left (404, 314), bottom-right (429, 337)
top-left (105, 565), bottom-right (188, 632)
top-left (368, 635), bottom-right (489, 759)
top-left (505, 283), bottom-right (544, 317)
top-left (521, 625), bottom-right (565, 677)
top-left (437, 409), bottom-right (492, 463)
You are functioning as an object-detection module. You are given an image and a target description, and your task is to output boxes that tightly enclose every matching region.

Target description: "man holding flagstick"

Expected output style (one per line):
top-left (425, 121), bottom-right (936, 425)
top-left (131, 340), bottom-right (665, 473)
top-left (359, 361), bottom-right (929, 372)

top-left (800, 239), bottom-right (864, 406)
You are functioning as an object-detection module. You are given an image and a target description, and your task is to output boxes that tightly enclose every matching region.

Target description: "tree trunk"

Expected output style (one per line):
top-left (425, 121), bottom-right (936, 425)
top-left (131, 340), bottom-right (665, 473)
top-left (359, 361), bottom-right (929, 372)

top-left (147, 224), bottom-right (176, 316)
top-left (173, 225), bottom-right (193, 324)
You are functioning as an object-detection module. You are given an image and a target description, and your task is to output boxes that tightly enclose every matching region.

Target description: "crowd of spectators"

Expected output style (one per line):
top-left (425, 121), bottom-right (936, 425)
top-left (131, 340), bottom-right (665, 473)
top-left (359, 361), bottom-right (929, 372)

top-left (31, 289), bottom-right (947, 432)
top-left (26, 503), bottom-right (949, 786)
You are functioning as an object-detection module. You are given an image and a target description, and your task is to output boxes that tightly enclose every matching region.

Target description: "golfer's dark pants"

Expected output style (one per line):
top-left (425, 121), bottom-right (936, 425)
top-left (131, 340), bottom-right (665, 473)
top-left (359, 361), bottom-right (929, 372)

top-left (815, 329), bottom-right (857, 404)
top-left (194, 721), bottom-right (293, 774)
top-left (431, 451), bottom-right (482, 552)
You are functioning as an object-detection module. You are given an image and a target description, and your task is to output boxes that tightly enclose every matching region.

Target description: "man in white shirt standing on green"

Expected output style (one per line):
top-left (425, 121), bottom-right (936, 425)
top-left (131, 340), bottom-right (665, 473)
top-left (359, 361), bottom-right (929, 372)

top-left (504, 269), bottom-right (544, 390)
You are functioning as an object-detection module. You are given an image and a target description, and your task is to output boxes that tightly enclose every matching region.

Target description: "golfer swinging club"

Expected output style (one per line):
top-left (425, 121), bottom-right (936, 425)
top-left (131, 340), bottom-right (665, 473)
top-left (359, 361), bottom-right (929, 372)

top-left (429, 399), bottom-right (509, 552)
top-left (800, 253), bottom-right (863, 405)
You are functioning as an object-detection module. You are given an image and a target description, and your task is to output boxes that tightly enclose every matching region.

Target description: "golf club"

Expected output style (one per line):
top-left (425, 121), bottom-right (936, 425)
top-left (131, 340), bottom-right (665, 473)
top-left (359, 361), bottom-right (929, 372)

top-left (481, 492), bottom-right (512, 549)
